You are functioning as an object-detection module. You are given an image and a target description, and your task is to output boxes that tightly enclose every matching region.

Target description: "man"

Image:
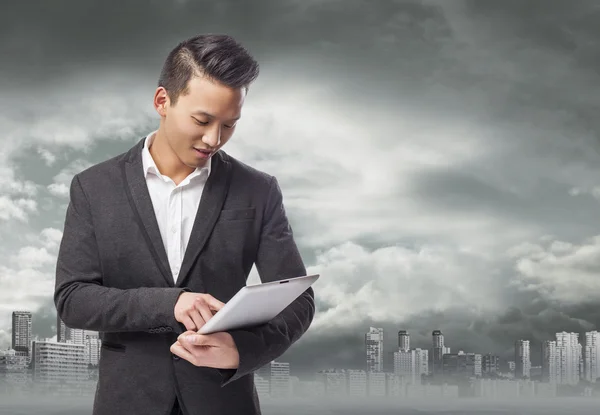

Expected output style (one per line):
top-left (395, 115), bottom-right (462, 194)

top-left (54, 34), bottom-right (315, 415)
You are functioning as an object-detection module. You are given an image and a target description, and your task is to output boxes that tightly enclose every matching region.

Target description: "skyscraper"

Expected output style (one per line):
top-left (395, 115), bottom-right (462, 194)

top-left (398, 330), bottom-right (409, 352)
top-left (542, 340), bottom-right (558, 383)
top-left (514, 340), bottom-right (531, 379)
top-left (585, 331), bottom-right (600, 382)
top-left (556, 332), bottom-right (580, 385)
top-left (432, 330), bottom-right (444, 375)
top-left (366, 327), bottom-right (383, 372)
top-left (12, 311), bottom-right (32, 359)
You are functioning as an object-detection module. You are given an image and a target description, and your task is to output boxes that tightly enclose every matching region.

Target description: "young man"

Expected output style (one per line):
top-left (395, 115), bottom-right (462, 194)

top-left (54, 34), bottom-right (315, 415)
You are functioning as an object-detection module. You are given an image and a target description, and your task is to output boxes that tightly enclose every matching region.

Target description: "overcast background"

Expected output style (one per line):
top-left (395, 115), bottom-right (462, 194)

top-left (2, 0), bottom-right (600, 383)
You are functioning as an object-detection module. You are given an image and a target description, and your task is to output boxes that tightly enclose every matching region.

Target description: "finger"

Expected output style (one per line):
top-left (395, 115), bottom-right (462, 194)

top-left (181, 315), bottom-right (197, 331)
top-left (189, 308), bottom-right (205, 330)
top-left (170, 341), bottom-right (198, 364)
top-left (181, 333), bottom-right (216, 347)
top-left (195, 304), bottom-right (214, 325)
top-left (177, 330), bottom-right (195, 342)
top-left (203, 295), bottom-right (226, 311)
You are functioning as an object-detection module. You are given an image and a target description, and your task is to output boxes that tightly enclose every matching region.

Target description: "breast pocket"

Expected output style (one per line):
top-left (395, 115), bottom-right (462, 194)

top-left (217, 207), bottom-right (256, 222)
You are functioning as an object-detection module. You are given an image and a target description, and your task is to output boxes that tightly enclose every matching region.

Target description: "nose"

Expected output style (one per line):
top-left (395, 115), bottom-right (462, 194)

top-left (202, 125), bottom-right (221, 148)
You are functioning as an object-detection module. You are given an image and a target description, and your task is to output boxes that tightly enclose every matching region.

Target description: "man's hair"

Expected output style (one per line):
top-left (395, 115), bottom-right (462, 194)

top-left (158, 34), bottom-right (260, 106)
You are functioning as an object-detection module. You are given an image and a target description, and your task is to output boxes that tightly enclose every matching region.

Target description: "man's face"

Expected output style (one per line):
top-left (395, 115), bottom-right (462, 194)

top-left (160, 74), bottom-right (245, 169)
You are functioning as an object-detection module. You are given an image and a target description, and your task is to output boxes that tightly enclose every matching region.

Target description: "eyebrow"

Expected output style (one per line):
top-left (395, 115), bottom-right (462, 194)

top-left (192, 110), bottom-right (241, 121)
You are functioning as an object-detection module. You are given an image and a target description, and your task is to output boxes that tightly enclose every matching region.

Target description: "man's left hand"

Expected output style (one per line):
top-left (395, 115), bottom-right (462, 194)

top-left (170, 331), bottom-right (240, 369)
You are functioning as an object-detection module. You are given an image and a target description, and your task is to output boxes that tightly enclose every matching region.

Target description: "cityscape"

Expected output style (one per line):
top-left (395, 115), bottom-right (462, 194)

top-left (2, 311), bottom-right (600, 401)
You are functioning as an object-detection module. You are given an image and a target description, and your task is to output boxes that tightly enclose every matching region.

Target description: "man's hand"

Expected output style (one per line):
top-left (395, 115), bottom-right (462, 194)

top-left (174, 292), bottom-right (225, 331)
top-left (170, 330), bottom-right (240, 369)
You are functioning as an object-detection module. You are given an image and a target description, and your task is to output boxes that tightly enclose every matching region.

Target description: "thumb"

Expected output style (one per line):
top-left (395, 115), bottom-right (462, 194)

top-left (181, 334), bottom-right (211, 346)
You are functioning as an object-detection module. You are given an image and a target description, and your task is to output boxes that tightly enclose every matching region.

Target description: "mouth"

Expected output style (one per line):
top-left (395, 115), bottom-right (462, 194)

top-left (193, 147), bottom-right (213, 158)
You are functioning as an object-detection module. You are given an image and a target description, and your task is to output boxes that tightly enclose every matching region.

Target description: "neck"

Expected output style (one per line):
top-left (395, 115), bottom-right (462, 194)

top-left (150, 127), bottom-right (195, 184)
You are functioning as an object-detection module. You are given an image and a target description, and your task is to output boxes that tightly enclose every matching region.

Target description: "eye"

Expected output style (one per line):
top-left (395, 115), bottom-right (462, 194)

top-left (192, 117), bottom-right (235, 129)
top-left (192, 118), bottom-right (208, 126)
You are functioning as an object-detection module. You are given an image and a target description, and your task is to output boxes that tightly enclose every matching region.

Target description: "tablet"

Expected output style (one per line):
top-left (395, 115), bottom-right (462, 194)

top-left (197, 274), bottom-right (319, 334)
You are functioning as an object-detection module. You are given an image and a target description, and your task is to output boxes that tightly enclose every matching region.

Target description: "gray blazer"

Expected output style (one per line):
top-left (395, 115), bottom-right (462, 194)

top-left (54, 136), bottom-right (315, 415)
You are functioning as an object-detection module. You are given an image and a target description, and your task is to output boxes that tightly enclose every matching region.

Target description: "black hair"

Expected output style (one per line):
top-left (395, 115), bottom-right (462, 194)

top-left (158, 34), bottom-right (260, 106)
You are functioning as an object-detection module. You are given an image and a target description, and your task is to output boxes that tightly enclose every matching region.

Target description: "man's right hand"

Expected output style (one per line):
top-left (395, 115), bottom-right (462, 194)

top-left (174, 292), bottom-right (226, 331)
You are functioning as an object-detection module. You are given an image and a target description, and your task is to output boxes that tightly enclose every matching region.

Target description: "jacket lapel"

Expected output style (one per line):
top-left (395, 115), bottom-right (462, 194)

top-left (176, 150), bottom-right (232, 289)
top-left (122, 137), bottom-right (174, 287)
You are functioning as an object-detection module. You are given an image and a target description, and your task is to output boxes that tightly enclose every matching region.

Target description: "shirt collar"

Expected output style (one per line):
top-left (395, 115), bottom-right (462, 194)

top-left (141, 130), bottom-right (212, 181)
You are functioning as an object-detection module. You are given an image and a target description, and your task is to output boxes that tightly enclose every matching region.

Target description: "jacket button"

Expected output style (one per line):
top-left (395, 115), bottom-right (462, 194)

top-left (173, 355), bottom-right (180, 361)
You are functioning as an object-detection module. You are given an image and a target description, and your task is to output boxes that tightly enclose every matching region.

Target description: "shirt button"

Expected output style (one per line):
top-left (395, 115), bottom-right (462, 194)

top-left (171, 226), bottom-right (176, 233)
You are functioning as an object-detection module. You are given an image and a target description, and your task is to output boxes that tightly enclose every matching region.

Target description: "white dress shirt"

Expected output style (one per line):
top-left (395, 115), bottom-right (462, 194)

top-left (141, 130), bottom-right (212, 283)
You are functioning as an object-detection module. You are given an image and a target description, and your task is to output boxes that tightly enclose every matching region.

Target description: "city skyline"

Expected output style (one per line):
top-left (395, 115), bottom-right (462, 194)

top-left (6, 309), bottom-right (600, 380)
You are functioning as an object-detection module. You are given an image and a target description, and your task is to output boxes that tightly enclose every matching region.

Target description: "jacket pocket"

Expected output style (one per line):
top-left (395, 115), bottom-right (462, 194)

top-left (217, 207), bottom-right (255, 222)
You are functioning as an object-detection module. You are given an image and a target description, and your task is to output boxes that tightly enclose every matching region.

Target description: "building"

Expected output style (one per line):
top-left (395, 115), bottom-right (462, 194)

top-left (57, 317), bottom-right (68, 343)
top-left (0, 349), bottom-right (29, 395)
top-left (12, 311), bottom-right (32, 361)
top-left (347, 369), bottom-right (367, 397)
top-left (542, 340), bottom-right (558, 383)
top-left (393, 348), bottom-right (428, 385)
top-left (367, 371), bottom-right (386, 396)
top-left (83, 334), bottom-right (101, 366)
top-left (555, 332), bottom-right (580, 385)
top-left (442, 351), bottom-right (482, 378)
top-left (514, 340), bottom-right (531, 379)
top-left (482, 354), bottom-right (500, 376)
top-left (366, 327), bottom-right (383, 372)
top-left (584, 331), bottom-right (600, 382)
top-left (398, 330), bottom-right (409, 352)
top-left (270, 361), bottom-right (291, 398)
top-left (31, 340), bottom-right (89, 395)
top-left (432, 330), bottom-right (444, 375)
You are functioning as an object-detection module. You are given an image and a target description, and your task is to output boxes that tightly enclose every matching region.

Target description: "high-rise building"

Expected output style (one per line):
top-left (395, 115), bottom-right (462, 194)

top-left (542, 340), bottom-right (558, 383)
top-left (556, 332), bottom-right (580, 385)
top-left (12, 311), bottom-right (32, 360)
top-left (584, 331), bottom-right (600, 382)
top-left (398, 330), bottom-right (409, 352)
top-left (432, 330), bottom-right (444, 375)
top-left (514, 340), bottom-right (531, 379)
top-left (414, 348), bottom-right (429, 379)
top-left (366, 327), bottom-right (383, 372)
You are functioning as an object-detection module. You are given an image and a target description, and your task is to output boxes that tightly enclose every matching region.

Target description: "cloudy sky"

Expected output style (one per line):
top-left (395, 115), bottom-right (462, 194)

top-left (2, 0), bottom-right (600, 378)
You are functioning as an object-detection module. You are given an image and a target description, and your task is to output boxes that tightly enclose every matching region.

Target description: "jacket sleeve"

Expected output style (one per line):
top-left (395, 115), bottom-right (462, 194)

top-left (54, 174), bottom-right (189, 335)
top-left (218, 176), bottom-right (316, 387)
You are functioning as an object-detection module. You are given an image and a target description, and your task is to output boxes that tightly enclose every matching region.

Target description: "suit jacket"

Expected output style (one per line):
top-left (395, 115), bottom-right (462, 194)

top-left (54, 136), bottom-right (316, 415)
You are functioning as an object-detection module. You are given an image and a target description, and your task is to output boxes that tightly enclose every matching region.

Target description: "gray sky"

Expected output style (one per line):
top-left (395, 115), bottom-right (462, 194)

top-left (2, 0), bottom-right (600, 378)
